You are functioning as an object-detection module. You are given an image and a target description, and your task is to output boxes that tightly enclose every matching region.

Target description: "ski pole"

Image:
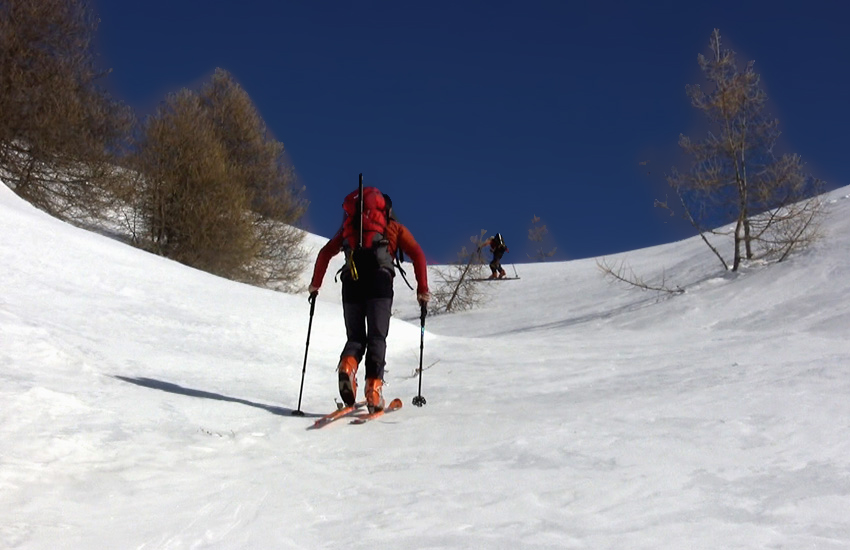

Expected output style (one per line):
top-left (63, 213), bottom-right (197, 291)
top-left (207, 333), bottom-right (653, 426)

top-left (292, 292), bottom-right (317, 416)
top-left (412, 303), bottom-right (427, 407)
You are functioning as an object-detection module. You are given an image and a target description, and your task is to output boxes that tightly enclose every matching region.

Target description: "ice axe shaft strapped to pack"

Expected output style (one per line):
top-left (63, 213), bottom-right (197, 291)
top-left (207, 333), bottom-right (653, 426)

top-left (346, 173), bottom-right (365, 281)
top-left (358, 172), bottom-right (364, 248)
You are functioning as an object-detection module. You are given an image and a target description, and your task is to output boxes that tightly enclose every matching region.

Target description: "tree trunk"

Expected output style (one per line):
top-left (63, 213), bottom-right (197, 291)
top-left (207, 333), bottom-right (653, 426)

top-left (733, 215), bottom-right (744, 272)
top-left (445, 251), bottom-right (479, 312)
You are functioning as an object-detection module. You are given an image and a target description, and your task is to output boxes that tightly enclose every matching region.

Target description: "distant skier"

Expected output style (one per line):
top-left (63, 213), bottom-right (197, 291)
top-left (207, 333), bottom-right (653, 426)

top-left (308, 189), bottom-right (429, 413)
top-left (481, 233), bottom-right (509, 279)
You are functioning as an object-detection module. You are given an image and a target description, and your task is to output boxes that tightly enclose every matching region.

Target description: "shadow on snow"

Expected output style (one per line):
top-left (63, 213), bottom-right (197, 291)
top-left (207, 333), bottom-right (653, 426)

top-left (111, 375), bottom-right (322, 418)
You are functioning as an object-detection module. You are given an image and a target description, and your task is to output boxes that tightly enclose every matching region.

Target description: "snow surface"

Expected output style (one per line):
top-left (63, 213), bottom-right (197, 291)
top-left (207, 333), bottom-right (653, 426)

top-left (2, 180), bottom-right (850, 549)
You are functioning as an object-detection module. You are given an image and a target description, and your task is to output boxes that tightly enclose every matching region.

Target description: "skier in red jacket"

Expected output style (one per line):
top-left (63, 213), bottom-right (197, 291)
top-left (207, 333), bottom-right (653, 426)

top-left (309, 193), bottom-right (429, 412)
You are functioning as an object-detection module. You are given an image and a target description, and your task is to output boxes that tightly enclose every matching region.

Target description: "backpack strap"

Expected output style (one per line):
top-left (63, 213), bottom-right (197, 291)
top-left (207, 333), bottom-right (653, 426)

top-left (393, 251), bottom-right (414, 291)
top-left (386, 210), bottom-right (414, 290)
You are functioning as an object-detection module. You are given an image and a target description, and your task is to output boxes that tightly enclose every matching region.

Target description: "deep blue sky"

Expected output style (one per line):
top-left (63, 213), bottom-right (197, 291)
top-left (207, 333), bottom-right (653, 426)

top-left (94, 1), bottom-right (849, 264)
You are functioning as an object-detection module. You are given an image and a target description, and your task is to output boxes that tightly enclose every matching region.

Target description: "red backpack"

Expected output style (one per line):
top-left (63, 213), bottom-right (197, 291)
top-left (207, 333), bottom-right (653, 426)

top-left (337, 182), bottom-right (414, 288)
top-left (341, 186), bottom-right (389, 250)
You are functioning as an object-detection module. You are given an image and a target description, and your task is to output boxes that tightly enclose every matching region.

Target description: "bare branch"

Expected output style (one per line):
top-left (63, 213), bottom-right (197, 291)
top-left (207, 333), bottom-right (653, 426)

top-left (430, 231), bottom-right (489, 314)
top-left (597, 258), bottom-right (685, 295)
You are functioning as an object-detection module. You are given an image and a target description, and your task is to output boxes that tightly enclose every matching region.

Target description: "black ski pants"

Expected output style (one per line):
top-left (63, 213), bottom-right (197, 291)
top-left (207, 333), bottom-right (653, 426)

top-left (490, 248), bottom-right (505, 274)
top-left (340, 268), bottom-right (394, 380)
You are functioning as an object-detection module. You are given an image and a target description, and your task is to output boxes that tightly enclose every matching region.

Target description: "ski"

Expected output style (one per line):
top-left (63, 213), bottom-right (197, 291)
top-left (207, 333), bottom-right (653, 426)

top-left (470, 277), bottom-right (520, 281)
top-left (308, 401), bottom-right (366, 430)
top-left (350, 398), bottom-right (403, 424)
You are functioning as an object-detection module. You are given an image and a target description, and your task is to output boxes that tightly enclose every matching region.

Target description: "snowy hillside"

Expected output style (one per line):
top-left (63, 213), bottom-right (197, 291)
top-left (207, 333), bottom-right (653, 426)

top-left (2, 180), bottom-right (850, 549)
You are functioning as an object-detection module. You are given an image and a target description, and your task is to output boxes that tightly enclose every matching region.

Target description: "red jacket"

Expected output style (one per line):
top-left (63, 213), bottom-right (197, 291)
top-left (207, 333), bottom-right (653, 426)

top-left (310, 219), bottom-right (429, 295)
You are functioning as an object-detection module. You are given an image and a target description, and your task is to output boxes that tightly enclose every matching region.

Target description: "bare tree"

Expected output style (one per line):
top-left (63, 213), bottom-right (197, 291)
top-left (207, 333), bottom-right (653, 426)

top-left (0, 0), bottom-right (133, 219)
top-left (667, 29), bottom-right (824, 271)
top-left (528, 214), bottom-right (557, 261)
top-left (601, 29), bottom-right (824, 295)
top-left (429, 231), bottom-right (489, 314)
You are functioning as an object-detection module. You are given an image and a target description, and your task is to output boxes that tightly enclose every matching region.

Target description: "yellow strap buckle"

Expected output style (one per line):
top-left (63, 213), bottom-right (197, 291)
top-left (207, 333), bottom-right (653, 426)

top-left (348, 249), bottom-right (359, 281)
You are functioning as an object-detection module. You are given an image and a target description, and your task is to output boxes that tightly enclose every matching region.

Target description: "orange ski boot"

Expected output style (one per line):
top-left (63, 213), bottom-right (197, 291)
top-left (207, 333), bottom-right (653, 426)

top-left (337, 356), bottom-right (358, 407)
top-left (365, 378), bottom-right (385, 413)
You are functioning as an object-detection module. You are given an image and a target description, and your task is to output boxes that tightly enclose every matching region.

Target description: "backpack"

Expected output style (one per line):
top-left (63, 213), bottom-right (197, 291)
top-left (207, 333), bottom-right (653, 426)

top-left (492, 232), bottom-right (507, 251)
top-left (338, 186), bottom-right (397, 281)
top-left (337, 185), bottom-right (416, 289)
top-left (341, 186), bottom-right (388, 250)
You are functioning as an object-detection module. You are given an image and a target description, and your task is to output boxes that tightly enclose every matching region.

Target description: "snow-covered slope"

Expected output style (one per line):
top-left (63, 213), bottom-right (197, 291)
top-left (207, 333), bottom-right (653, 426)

top-left (2, 180), bottom-right (849, 549)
